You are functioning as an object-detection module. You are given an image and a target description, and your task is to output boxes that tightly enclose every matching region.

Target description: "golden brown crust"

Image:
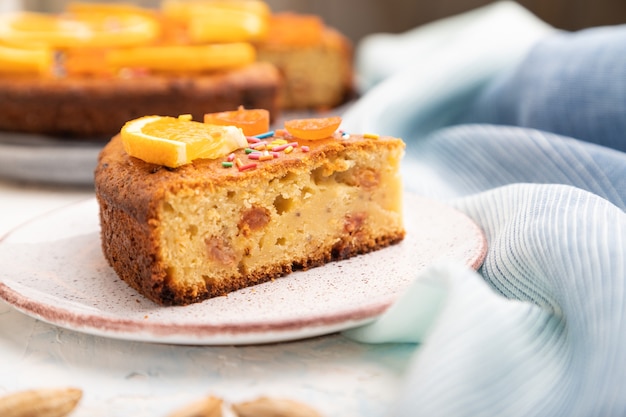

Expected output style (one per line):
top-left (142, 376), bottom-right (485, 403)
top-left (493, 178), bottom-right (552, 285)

top-left (95, 133), bottom-right (405, 305)
top-left (0, 62), bottom-right (280, 138)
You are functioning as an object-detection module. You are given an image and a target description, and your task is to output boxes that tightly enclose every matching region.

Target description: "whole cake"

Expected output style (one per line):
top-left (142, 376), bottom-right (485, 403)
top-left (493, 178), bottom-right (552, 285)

top-left (0, 1), bottom-right (353, 138)
top-left (94, 113), bottom-right (405, 306)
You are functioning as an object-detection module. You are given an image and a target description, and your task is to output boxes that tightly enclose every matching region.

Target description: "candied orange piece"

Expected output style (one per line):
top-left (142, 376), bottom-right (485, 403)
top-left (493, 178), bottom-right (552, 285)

top-left (162, 0), bottom-right (270, 43)
top-left (107, 42), bottom-right (255, 72)
top-left (0, 11), bottom-right (159, 49)
top-left (204, 106), bottom-right (270, 136)
top-left (63, 48), bottom-right (115, 76)
top-left (66, 2), bottom-right (155, 17)
top-left (0, 44), bottom-right (52, 74)
top-left (262, 12), bottom-right (323, 47)
top-left (284, 116), bottom-right (342, 140)
top-left (121, 115), bottom-right (248, 167)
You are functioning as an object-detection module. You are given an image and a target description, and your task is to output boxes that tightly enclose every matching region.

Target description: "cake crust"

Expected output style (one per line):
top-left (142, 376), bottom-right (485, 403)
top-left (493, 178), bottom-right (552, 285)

top-left (95, 132), bottom-right (405, 305)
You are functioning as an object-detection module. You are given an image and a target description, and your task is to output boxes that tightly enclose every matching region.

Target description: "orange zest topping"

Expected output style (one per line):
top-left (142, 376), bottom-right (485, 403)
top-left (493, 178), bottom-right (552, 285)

top-left (204, 106), bottom-right (270, 136)
top-left (284, 116), bottom-right (342, 140)
top-left (120, 115), bottom-right (248, 168)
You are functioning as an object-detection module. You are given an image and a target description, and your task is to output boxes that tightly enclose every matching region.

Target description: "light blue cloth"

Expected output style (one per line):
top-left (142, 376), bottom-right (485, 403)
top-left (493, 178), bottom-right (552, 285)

top-left (341, 2), bottom-right (626, 416)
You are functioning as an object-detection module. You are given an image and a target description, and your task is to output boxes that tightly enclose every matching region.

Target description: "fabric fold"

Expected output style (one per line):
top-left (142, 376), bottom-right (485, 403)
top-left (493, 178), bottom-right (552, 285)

top-left (340, 3), bottom-right (626, 416)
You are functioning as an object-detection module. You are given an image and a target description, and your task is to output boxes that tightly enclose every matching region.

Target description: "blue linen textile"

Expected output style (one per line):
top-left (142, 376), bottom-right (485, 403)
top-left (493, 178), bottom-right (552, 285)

top-left (341, 2), bottom-right (626, 416)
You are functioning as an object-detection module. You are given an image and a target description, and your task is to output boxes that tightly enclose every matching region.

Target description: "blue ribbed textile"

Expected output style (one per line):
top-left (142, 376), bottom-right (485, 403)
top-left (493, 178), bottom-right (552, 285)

top-left (341, 3), bottom-right (626, 416)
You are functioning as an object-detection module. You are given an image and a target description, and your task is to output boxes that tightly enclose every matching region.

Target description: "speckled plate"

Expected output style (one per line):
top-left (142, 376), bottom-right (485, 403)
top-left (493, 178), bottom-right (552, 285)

top-left (0, 193), bottom-right (486, 345)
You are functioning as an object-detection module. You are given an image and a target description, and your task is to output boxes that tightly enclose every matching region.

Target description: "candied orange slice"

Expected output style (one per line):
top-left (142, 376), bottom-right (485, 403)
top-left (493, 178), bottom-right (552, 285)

top-left (121, 115), bottom-right (248, 167)
top-left (284, 116), bottom-right (342, 140)
top-left (63, 48), bottom-right (115, 76)
top-left (204, 106), bottom-right (270, 136)
top-left (262, 12), bottom-right (323, 47)
top-left (107, 42), bottom-right (255, 72)
top-left (162, 0), bottom-right (269, 43)
top-left (0, 11), bottom-right (159, 49)
top-left (188, 8), bottom-right (268, 43)
top-left (66, 2), bottom-right (155, 17)
top-left (162, 0), bottom-right (270, 23)
top-left (0, 44), bottom-right (52, 74)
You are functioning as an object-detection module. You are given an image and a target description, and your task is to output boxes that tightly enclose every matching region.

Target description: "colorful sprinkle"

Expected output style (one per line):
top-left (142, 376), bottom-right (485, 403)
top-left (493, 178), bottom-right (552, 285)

top-left (301, 145), bottom-right (310, 152)
top-left (238, 162), bottom-right (257, 171)
top-left (221, 161), bottom-right (233, 168)
top-left (259, 151), bottom-right (274, 161)
top-left (246, 136), bottom-right (261, 143)
top-left (271, 142), bottom-right (298, 152)
top-left (364, 133), bottom-right (379, 139)
top-left (250, 142), bottom-right (267, 150)
top-left (284, 145), bottom-right (294, 154)
top-left (254, 131), bottom-right (275, 139)
top-left (247, 153), bottom-right (261, 160)
top-left (270, 138), bottom-right (288, 145)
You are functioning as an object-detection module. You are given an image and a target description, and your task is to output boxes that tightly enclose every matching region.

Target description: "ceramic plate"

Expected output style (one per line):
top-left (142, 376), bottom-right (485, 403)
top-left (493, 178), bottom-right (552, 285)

top-left (0, 193), bottom-right (486, 345)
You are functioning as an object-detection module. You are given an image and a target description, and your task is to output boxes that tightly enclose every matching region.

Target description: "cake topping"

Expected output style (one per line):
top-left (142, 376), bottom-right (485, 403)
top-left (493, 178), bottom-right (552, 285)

top-left (204, 105), bottom-right (270, 136)
top-left (284, 116), bottom-right (342, 140)
top-left (0, 10), bottom-right (159, 49)
top-left (107, 42), bottom-right (256, 73)
top-left (0, 43), bottom-right (52, 74)
top-left (162, 0), bottom-right (270, 43)
top-left (0, 1), bottom-right (267, 76)
top-left (119, 111), bottom-right (346, 169)
top-left (263, 12), bottom-right (324, 46)
top-left (120, 115), bottom-right (248, 168)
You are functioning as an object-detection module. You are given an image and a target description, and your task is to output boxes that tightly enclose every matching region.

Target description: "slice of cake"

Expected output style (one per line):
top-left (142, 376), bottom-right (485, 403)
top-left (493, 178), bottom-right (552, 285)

top-left (94, 114), bottom-right (405, 306)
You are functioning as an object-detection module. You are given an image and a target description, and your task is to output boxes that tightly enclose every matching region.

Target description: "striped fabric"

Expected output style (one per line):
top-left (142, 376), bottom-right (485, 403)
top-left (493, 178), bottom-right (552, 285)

top-left (342, 3), bottom-right (626, 416)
